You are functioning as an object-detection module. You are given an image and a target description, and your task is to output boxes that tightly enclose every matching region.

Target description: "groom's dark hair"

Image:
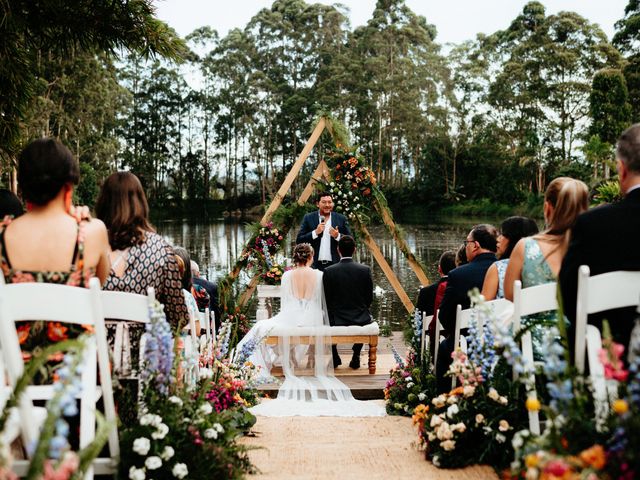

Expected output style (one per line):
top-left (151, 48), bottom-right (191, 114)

top-left (338, 235), bottom-right (356, 257)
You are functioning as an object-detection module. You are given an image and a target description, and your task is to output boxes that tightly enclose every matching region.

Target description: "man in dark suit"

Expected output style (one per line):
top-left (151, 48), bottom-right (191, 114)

top-left (296, 191), bottom-right (351, 271)
top-left (436, 224), bottom-right (498, 392)
top-left (323, 235), bottom-right (373, 369)
top-left (560, 123), bottom-right (640, 354)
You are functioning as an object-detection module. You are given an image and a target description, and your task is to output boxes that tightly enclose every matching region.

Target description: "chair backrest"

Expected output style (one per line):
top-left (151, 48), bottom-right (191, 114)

top-left (0, 278), bottom-right (119, 478)
top-left (575, 266), bottom-right (640, 373)
top-left (421, 313), bottom-right (433, 362)
top-left (512, 280), bottom-right (558, 331)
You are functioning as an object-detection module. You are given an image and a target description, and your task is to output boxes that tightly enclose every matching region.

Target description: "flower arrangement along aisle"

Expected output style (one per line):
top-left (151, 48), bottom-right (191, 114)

top-left (508, 320), bottom-right (640, 480)
top-left (385, 309), bottom-right (436, 416)
top-left (119, 301), bottom-right (260, 480)
top-left (414, 293), bottom-right (527, 470)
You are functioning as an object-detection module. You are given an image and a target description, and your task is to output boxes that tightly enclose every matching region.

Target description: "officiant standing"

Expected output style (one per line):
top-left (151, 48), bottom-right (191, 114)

top-left (296, 191), bottom-right (351, 271)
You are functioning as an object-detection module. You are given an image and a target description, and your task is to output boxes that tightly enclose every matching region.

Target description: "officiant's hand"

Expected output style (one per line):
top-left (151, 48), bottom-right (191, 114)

top-left (329, 226), bottom-right (339, 238)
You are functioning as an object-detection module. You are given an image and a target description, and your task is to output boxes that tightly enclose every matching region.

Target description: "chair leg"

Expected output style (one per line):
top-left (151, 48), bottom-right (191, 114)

top-left (368, 337), bottom-right (378, 374)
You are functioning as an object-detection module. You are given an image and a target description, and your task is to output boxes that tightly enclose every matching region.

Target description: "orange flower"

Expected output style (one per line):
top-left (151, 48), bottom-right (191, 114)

top-left (82, 324), bottom-right (95, 334)
top-left (17, 324), bottom-right (31, 344)
top-left (47, 322), bottom-right (69, 342)
top-left (449, 386), bottom-right (464, 396)
top-left (579, 445), bottom-right (606, 470)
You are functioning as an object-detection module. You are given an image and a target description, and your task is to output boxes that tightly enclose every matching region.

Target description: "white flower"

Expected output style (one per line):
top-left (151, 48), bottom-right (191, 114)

top-left (453, 422), bottom-right (466, 433)
top-left (161, 446), bottom-right (175, 461)
top-left (406, 382), bottom-right (414, 389)
top-left (512, 434), bottom-right (524, 449)
top-left (463, 385), bottom-right (475, 397)
top-left (199, 367), bottom-right (213, 379)
top-left (499, 396), bottom-right (508, 405)
top-left (405, 376), bottom-right (413, 382)
top-left (446, 404), bottom-right (459, 419)
top-left (441, 440), bottom-right (456, 451)
top-left (499, 420), bottom-right (510, 432)
top-left (432, 395), bottom-right (447, 408)
top-left (330, 182), bottom-right (335, 187)
top-left (199, 403), bottom-right (213, 415)
top-left (436, 423), bottom-right (454, 440)
top-left (430, 415), bottom-right (443, 427)
top-left (168, 396), bottom-right (183, 406)
top-left (213, 423), bottom-right (225, 433)
top-left (133, 437), bottom-right (150, 456)
top-left (496, 433), bottom-right (506, 443)
top-left (525, 467), bottom-right (539, 480)
top-left (446, 395), bottom-right (458, 404)
top-left (204, 428), bottom-right (218, 439)
top-left (432, 455), bottom-right (440, 467)
top-left (145, 456), bottom-right (162, 470)
top-left (418, 393), bottom-right (426, 401)
top-left (427, 432), bottom-right (437, 441)
top-left (172, 463), bottom-right (189, 479)
top-left (139, 413), bottom-right (162, 427)
top-left (129, 466), bottom-right (146, 480)
top-left (152, 423), bottom-right (169, 440)
top-left (488, 388), bottom-right (499, 401)
top-left (475, 414), bottom-right (485, 425)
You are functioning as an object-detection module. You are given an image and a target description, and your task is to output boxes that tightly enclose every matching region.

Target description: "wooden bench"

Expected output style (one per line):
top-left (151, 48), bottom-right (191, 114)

top-left (264, 324), bottom-right (380, 374)
top-left (256, 285), bottom-right (379, 374)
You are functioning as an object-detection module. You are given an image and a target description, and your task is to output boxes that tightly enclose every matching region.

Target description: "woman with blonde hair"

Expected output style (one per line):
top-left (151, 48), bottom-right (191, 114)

top-left (504, 177), bottom-right (589, 354)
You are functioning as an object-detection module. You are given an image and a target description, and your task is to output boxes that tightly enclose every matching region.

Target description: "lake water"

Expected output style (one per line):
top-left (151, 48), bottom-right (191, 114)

top-left (156, 216), bottom-right (489, 330)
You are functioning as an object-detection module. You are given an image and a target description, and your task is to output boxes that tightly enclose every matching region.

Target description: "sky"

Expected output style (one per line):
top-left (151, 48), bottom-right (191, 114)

top-left (155, 0), bottom-right (629, 45)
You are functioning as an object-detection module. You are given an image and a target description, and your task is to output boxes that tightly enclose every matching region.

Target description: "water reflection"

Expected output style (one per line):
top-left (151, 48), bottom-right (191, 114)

top-left (156, 218), bottom-right (478, 329)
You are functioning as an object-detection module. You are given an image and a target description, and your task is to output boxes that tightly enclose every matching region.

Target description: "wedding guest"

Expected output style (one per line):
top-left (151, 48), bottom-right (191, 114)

top-left (455, 243), bottom-right (468, 267)
top-left (95, 171), bottom-right (188, 330)
top-left (436, 224), bottom-right (498, 392)
top-left (482, 216), bottom-right (539, 300)
top-left (0, 188), bottom-right (23, 218)
top-left (416, 251), bottom-right (456, 356)
top-left (504, 177), bottom-right (588, 357)
top-left (174, 246), bottom-right (200, 336)
top-left (296, 191), bottom-right (352, 271)
top-left (191, 260), bottom-right (220, 331)
top-left (0, 138), bottom-right (110, 352)
top-left (323, 235), bottom-right (373, 369)
top-left (561, 124), bottom-right (640, 353)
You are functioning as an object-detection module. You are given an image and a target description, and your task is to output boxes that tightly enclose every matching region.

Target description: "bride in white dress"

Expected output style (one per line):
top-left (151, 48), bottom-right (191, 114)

top-left (236, 243), bottom-right (385, 417)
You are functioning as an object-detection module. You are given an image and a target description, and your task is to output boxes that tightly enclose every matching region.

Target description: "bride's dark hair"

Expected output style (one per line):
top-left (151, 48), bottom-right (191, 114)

top-left (293, 243), bottom-right (314, 265)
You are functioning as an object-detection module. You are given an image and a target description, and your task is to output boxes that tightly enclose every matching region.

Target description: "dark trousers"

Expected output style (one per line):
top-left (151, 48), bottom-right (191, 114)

top-left (332, 343), bottom-right (362, 361)
top-left (436, 336), bottom-right (455, 394)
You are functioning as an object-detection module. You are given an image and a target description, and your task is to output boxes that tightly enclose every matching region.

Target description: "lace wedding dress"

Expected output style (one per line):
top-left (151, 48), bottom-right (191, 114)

top-left (236, 267), bottom-right (385, 417)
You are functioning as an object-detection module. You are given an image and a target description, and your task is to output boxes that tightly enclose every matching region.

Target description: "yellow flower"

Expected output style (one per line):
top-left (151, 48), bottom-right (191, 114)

top-left (612, 399), bottom-right (629, 415)
top-left (525, 453), bottom-right (539, 468)
top-left (526, 397), bottom-right (541, 412)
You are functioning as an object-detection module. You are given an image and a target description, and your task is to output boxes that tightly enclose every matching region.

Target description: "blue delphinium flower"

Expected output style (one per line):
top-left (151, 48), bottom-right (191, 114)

top-left (235, 334), bottom-right (261, 365)
top-left (542, 327), bottom-right (573, 414)
top-left (141, 300), bottom-right (174, 395)
top-left (391, 344), bottom-right (405, 369)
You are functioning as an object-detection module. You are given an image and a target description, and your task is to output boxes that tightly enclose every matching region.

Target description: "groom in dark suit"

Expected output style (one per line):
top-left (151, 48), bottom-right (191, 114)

top-left (323, 235), bottom-right (373, 369)
top-left (560, 123), bottom-right (640, 353)
top-left (296, 191), bottom-right (351, 271)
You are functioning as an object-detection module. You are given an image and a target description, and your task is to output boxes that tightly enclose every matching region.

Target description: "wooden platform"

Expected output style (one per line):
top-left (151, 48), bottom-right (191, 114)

top-left (256, 335), bottom-right (407, 400)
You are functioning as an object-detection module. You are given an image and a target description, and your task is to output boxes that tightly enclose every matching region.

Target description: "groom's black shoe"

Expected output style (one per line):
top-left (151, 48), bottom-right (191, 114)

top-left (349, 356), bottom-right (360, 370)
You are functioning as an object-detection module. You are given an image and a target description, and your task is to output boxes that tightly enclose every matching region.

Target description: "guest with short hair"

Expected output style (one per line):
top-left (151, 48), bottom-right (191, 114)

top-left (482, 216), bottom-right (539, 300)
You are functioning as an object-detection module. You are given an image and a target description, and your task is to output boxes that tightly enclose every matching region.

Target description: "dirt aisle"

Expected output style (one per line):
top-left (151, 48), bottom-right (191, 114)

top-left (240, 405), bottom-right (499, 480)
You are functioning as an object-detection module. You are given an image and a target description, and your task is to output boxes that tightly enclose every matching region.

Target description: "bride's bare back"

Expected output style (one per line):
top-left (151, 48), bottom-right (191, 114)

top-left (290, 266), bottom-right (318, 300)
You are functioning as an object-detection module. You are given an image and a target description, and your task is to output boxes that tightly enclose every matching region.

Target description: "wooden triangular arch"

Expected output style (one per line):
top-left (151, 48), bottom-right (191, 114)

top-left (231, 117), bottom-right (429, 314)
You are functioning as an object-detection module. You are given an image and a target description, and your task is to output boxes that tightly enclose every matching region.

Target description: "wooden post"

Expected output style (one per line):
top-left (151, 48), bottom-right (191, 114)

top-left (359, 222), bottom-right (414, 313)
top-left (297, 159), bottom-right (330, 206)
top-left (238, 274), bottom-right (261, 308)
top-left (374, 201), bottom-right (430, 286)
top-left (260, 118), bottom-right (326, 226)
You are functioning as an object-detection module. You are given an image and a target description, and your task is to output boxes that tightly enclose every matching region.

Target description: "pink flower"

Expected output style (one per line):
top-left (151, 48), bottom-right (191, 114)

top-left (599, 340), bottom-right (629, 382)
top-left (544, 459), bottom-right (570, 476)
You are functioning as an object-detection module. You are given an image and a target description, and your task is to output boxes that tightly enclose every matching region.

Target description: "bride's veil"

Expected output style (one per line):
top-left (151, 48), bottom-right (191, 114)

top-left (274, 266), bottom-right (354, 403)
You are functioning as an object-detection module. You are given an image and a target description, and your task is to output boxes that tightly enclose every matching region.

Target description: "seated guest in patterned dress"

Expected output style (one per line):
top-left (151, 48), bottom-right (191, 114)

top-left (504, 177), bottom-right (588, 356)
top-left (482, 216), bottom-right (539, 300)
top-left (0, 138), bottom-right (111, 368)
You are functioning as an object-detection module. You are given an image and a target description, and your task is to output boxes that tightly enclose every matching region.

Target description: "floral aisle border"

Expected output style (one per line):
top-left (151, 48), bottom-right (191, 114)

top-left (218, 115), bottom-right (430, 343)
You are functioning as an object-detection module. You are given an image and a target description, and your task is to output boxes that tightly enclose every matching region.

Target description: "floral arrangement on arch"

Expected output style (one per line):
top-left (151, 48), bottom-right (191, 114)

top-left (119, 300), bottom-right (259, 480)
top-left (325, 147), bottom-right (377, 219)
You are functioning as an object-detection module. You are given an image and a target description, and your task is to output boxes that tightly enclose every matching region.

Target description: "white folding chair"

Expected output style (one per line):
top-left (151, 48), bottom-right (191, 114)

top-left (102, 288), bottom-right (154, 377)
top-left (512, 280), bottom-right (558, 435)
top-left (574, 266), bottom-right (640, 422)
top-left (574, 266), bottom-right (640, 374)
top-left (420, 313), bottom-right (433, 363)
top-left (0, 278), bottom-right (118, 478)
